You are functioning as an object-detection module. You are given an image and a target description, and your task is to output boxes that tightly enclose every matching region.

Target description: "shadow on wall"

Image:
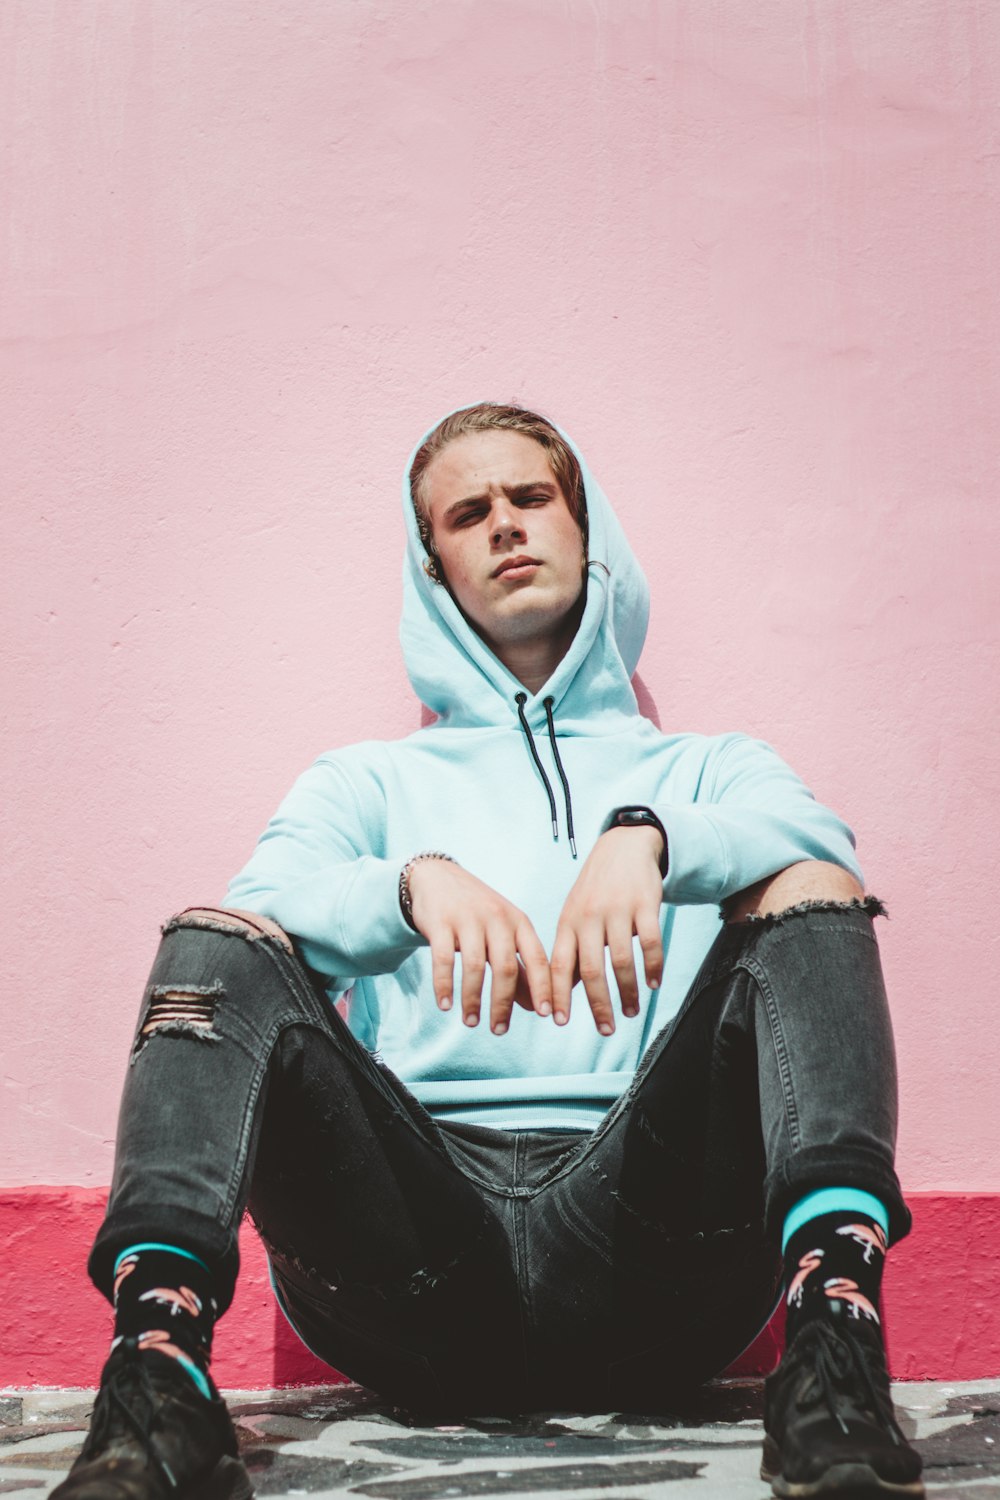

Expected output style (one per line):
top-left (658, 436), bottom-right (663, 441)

top-left (632, 674), bottom-right (660, 728)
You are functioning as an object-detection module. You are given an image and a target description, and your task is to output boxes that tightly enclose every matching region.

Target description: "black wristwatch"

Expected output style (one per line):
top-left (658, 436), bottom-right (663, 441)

top-left (607, 805), bottom-right (669, 877)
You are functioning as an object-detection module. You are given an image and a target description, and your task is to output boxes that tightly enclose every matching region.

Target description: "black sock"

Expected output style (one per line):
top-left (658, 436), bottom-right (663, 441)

top-left (111, 1245), bottom-right (218, 1396)
top-left (783, 1211), bottom-right (888, 1346)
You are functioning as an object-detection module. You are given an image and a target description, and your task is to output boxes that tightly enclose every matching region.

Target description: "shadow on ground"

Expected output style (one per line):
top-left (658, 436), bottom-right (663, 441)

top-left (2, 1378), bottom-right (998, 1497)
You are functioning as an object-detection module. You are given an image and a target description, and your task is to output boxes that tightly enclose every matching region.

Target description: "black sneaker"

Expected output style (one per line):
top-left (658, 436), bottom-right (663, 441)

top-left (51, 1338), bottom-right (253, 1500)
top-left (761, 1312), bottom-right (924, 1497)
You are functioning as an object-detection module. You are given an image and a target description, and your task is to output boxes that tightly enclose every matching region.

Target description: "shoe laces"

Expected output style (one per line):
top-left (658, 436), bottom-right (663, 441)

top-left (795, 1318), bottom-right (905, 1446)
top-left (85, 1344), bottom-right (180, 1490)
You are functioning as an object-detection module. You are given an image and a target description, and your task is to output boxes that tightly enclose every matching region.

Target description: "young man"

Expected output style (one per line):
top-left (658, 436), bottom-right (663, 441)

top-left (55, 404), bottom-right (923, 1500)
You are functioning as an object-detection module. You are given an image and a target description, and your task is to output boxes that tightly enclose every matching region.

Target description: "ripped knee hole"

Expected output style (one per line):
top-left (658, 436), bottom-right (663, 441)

top-left (723, 894), bottom-right (888, 927)
top-left (161, 906), bottom-right (293, 952)
top-left (131, 983), bottom-right (225, 1060)
top-left (140, 982), bottom-right (223, 1036)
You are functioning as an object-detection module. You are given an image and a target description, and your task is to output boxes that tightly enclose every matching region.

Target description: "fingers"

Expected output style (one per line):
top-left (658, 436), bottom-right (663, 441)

top-left (512, 963), bottom-right (535, 1012)
top-left (430, 931), bottom-right (456, 1012)
top-left (607, 918), bottom-right (640, 1019)
top-left (635, 906), bottom-right (664, 990)
top-left (549, 927), bottom-right (577, 1027)
top-left (458, 929), bottom-right (487, 1029)
top-left (577, 920), bottom-right (616, 1035)
top-left (515, 922), bottom-right (553, 1020)
top-left (446, 916), bottom-right (553, 1035)
top-left (422, 856), bottom-right (659, 1038)
top-left (487, 923), bottom-right (520, 1036)
top-left (553, 913), bottom-right (659, 1033)
top-left (486, 919), bottom-right (553, 1033)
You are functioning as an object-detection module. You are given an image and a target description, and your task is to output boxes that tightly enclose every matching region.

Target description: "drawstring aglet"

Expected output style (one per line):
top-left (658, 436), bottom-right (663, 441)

top-left (551, 818), bottom-right (559, 841)
top-left (569, 835), bottom-right (577, 858)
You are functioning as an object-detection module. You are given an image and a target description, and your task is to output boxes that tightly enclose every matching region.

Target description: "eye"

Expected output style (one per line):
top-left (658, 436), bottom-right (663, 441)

top-left (515, 494), bottom-right (549, 507)
top-left (454, 507), bottom-right (487, 527)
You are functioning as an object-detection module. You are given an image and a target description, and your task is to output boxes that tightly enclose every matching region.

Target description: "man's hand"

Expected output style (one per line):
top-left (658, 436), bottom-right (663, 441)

top-left (550, 826), bottom-right (664, 1033)
top-left (407, 859), bottom-right (554, 1035)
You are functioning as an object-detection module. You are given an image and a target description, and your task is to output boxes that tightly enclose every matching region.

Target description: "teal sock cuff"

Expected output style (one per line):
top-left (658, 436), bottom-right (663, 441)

top-left (113, 1243), bottom-right (210, 1275)
top-left (781, 1188), bottom-right (890, 1253)
top-left (175, 1351), bottom-right (213, 1400)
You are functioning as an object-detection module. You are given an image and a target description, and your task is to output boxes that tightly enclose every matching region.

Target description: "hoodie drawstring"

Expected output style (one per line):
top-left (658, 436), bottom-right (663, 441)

top-left (543, 696), bottom-right (577, 858)
top-left (514, 692), bottom-right (578, 859)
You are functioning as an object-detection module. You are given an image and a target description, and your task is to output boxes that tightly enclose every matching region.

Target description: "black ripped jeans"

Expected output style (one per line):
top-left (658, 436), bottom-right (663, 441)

top-left (90, 901), bottom-right (909, 1414)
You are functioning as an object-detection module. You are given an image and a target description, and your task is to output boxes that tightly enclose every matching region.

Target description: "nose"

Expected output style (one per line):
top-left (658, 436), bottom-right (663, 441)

top-left (490, 499), bottom-right (526, 546)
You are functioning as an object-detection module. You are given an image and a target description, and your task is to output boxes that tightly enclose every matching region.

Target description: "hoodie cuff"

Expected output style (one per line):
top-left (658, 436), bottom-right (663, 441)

top-left (336, 855), bottom-right (428, 968)
top-left (651, 804), bottom-right (731, 906)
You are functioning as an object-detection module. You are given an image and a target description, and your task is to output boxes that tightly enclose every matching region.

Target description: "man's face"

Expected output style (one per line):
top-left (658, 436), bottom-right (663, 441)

top-left (421, 429), bottom-right (586, 660)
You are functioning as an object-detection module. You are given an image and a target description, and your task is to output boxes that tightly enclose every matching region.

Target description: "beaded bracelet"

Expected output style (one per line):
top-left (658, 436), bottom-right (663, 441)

top-left (398, 851), bottom-right (458, 931)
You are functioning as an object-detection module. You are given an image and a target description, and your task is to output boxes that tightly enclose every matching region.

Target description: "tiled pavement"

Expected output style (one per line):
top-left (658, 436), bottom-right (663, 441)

top-left (2, 1378), bottom-right (999, 1498)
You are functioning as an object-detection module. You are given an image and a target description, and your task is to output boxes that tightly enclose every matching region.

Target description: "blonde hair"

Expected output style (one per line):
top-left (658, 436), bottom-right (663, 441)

top-left (409, 403), bottom-right (588, 568)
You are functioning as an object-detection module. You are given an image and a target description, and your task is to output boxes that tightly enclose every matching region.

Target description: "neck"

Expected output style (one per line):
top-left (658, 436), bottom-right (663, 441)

top-left (485, 596), bottom-right (585, 696)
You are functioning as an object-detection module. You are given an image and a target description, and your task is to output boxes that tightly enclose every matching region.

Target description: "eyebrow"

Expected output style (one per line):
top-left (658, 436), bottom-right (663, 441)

top-left (443, 481), bottom-right (558, 520)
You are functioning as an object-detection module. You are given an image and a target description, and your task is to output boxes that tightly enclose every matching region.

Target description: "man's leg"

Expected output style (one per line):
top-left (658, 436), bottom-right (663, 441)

top-left (722, 864), bottom-right (921, 1497)
top-left (522, 863), bottom-right (921, 1492)
top-left (55, 908), bottom-right (521, 1500)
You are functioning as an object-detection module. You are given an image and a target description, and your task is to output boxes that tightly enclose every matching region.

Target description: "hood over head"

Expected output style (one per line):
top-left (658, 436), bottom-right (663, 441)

top-left (400, 404), bottom-right (649, 734)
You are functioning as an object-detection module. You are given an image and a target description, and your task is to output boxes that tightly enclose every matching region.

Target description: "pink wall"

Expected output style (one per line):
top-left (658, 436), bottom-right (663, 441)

top-left (4, 0), bottom-right (998, 1204)
top-left (5, 1190), bottom-right (997, 1386)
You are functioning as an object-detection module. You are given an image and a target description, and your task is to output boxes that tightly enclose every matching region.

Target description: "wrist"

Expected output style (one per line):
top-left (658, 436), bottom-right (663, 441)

top-left (605, 806), bottom-right (668, 876)
top-left (398, 851), bottom-right (457, 931)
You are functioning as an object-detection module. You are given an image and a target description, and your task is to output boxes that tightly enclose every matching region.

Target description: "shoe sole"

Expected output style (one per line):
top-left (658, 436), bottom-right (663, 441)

top-left (761, 1438), bottom-right (924, 1498)
top-left (52, 1455), bottom-right (254, 1500)
top-left (189, 1455), bottom-right (254, 1500)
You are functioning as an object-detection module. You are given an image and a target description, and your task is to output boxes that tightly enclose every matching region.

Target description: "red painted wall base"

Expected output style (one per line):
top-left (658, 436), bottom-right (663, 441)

top-left (1, 1188), bottom-right (996, 1388)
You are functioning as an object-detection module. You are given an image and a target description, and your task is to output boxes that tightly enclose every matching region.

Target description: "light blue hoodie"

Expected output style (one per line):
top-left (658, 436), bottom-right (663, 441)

top-left (226, 412), bottom-right (862, 1131)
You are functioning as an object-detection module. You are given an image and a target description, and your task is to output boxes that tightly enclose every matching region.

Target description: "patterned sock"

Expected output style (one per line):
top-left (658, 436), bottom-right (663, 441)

top-left (111, 1243), bottom-right (218, 1398)
top-left (782, 1193), bottom-right (890, 1346)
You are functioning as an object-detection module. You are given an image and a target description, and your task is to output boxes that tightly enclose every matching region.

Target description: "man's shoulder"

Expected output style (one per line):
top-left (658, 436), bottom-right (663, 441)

top-left (304, 737), bottom-right (398, 780)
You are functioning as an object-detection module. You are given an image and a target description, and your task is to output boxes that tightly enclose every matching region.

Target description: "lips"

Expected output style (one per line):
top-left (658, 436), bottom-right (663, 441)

top-left (493, 555), bottom-right (542, 578)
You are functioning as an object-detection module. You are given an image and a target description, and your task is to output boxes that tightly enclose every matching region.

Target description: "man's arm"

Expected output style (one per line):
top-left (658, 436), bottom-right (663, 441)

top-left (225, 754), bottom-right (424, 987)
top-left (652, 734), bottom-right (862, 907)
top-left (227, 753), bottom-right (556, 1026)
top-left (549, 734), bottom-right (862, 1031)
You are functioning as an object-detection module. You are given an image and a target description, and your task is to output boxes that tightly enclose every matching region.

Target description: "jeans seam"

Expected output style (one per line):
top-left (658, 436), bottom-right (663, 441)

top-left (511, 1133), bottom-right (524, 1285)
top-left (219, 1015), bottom-right (290, 1226)
top-left (511, 1134), bottom-right (534, 1388)
top-left (205, 931), bottom-right (338, 1228)
top-left (747, 959), bottom-right (802, 1153)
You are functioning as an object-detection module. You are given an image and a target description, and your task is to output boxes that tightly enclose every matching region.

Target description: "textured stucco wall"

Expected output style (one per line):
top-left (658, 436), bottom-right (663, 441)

top-left (4, 0), bottom-right (998, 1193)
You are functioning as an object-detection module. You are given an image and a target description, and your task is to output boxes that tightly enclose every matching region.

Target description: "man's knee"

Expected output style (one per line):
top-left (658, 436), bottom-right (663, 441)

top-left (162, 906), bottom-right (294, 953)
top-left (724, 861), bottom-right (866, 924)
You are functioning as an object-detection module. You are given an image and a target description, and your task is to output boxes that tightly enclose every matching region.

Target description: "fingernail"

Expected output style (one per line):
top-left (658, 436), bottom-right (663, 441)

top-left (538, 1002), bottom-right (552, 1016)
top-left (492, 1022), bottom-right (507, 1035)
top-left (465, 1013), bottom-right (478, 1027)
top-left (599, 1022), bottom-right (614, 1036)
top-left (623, 1006), bottom-right (638, 1018)
top-left (554, 1011), bottom-right (568, 1026)
top-left (439, 997), bottom-right (452, 1011)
